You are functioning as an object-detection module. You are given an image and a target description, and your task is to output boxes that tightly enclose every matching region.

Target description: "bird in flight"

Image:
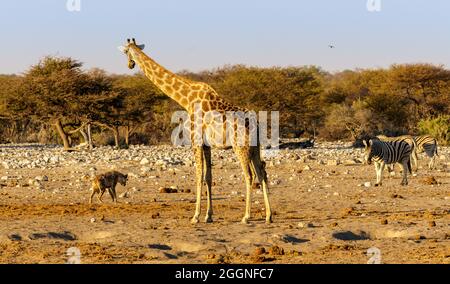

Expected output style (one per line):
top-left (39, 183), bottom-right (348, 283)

top-left (328, 44), bottom-right (335, 49)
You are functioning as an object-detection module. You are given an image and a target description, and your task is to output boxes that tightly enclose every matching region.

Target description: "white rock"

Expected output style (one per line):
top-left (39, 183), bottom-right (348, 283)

top-left (140, 158), bottom-right (150, 165)
top-left (364, 182), bottom-right (372, 188)
top-left (119, 191), bottom-right (129, 198)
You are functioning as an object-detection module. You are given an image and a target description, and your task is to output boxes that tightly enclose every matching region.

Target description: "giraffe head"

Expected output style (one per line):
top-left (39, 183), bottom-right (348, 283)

top-left (118, 38), bottom-right (145, 69)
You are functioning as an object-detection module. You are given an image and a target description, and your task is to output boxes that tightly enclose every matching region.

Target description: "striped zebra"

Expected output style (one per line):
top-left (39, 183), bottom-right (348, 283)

top-left (376, 135), bottom-right (418, 172)
top-left (414, 135), bottom-right (438, 170)
top-left (363, 139), bottom-right (412, 186)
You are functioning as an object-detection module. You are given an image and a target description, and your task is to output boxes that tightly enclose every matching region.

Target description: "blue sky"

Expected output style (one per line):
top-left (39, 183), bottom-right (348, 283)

top-left (0, 0), bottom-right (449, 74)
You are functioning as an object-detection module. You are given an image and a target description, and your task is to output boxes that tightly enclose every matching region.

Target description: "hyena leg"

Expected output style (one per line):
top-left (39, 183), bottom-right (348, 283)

top-left (89, 187), bottom-right (96, 204)
top-left (107, 188), bottom-right (116, 202)
top-left (111, 185), bottom-right (118, 203)
top-left (98, 190), bottom-right (105, 203)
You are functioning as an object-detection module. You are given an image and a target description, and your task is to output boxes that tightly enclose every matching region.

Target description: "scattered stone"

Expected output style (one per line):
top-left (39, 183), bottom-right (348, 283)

top-left (119, 191), bottom-right (130, 199)
top-left (159, 187), bottom-right (178, 194)
top-left (421, 177), bottom-right (438, 185)
top-left (90, 218), bottom-right (96, 223)
top-left (428, 221), bottom-right (436, 228)
top-left (327, 160), bottom-right (340, 166)
top-left (303, 165), bottom-right (312, 171)
top-left (298, 222), bottom-right (314, 228)
top-left (268, 246), bottom-right (284, 256)
top-left (140, 158), bottom-right (150, 165)
top-left (364, 182), bottom-right (372, 188)
top-left (381, 219), bottom-right (388, 225)
top-left (35, 175), bottom-right (49, 182)
top-left (390, 194), bottom-right (404, 199)
top-left (253, 247), bottom-right (266, 256)
top-left (329, 222), bottom-right (338, 228)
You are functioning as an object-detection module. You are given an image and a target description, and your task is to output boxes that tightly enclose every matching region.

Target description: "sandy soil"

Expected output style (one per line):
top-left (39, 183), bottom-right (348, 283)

top-left (0, 144), bottom-right (449, 264)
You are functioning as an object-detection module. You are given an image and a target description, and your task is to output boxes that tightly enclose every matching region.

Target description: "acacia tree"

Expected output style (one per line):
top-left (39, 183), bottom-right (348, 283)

top-left (7, 57), bottom-right (118, 150)
top-left (110, 74), bottom-right (166, 146)
top-left (389, 64), bottom-right (450, 128)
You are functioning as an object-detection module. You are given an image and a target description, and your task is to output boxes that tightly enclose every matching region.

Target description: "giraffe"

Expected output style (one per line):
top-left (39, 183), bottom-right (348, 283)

top-left (119, 38), bottom-right (272, 224)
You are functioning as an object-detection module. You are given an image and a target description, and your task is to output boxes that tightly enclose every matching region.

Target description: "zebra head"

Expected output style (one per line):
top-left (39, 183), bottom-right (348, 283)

top-left (363, 139), bottom-right (374, 165)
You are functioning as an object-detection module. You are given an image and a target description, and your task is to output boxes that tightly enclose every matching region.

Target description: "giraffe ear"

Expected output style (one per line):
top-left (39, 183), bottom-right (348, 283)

top-left (137, 44), bottom-right (145, 50)
top-left (117, 46), bottom-right (127, 53)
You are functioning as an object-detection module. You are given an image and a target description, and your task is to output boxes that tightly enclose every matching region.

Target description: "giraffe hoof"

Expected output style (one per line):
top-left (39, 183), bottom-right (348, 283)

top-left (241, 217), bottom-right (250, 224)
top-left (266, 217), bottom-right (273, 224)
top-left (191, 217), bottom-right (200, 224)
top-left (205, 217), bottom-right (213, 223)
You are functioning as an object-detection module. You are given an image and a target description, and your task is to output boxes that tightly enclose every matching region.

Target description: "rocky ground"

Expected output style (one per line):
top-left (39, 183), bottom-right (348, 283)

top-left (0, 142), bottom-right (449, 264)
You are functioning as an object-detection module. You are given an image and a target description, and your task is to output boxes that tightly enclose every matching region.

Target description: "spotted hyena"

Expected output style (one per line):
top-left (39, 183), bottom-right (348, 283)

top-left (89, 171), bottom-right (128, 204)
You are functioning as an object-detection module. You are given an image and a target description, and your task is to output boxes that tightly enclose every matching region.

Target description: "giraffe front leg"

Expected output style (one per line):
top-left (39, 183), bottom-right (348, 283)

top-left (203, 146), bottom-right (213, 223)
top-left (191, 147), bottom-right (204, 224)
top-left (236, 147), bottom-right (253, 224)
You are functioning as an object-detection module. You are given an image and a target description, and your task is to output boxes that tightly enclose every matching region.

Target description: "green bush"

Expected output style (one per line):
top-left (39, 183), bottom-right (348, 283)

top-left (418, 115), bottom-right (450, 146)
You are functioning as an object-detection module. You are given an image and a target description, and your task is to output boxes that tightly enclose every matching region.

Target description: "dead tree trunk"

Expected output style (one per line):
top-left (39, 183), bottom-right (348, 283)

top-left (112, 126), bottom-right (120, 149)
top-left (125, 125), bottom-right (130, 146)
top-left (87, 123), bottom-right (93, 150)
top-left (79, 128), bottom-right (88, 145)
top-left (54, 119), bottom-right (71, 150)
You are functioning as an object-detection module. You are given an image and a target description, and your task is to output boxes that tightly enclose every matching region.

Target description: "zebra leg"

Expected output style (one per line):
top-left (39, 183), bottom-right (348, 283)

top-left (401, 161), bottom-right (409, 186)
top-left (429, 155), bottom-right (436, 170)
top-left (411, 150), bottom-right (418, 172)
top-left (375, 162), bottom-right (383, 187)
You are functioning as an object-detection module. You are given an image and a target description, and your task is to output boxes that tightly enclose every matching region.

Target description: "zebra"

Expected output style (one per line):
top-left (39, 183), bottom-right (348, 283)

top-left (414, 135), bottom-right (438, 170)
top-left (363, 139), bottom-right (412, 186)
top-left (376, 135), bottom-right (418, 172)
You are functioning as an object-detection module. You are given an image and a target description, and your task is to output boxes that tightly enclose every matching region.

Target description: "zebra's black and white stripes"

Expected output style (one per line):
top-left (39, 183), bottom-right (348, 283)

top-left (376, 135), bottom-right (418, 171)
top-left (363, 139), bottom-right (412, 186)
top-left (414, 135), bottom-right (439, 169)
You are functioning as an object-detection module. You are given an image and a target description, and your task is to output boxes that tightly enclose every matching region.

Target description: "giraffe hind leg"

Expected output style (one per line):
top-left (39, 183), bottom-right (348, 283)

top-left (203, 146), bottom-right (213, 223)
top-left (191, 146), bottom-right (204, 224)
top-left (250, 147), bottom-right (272, 224)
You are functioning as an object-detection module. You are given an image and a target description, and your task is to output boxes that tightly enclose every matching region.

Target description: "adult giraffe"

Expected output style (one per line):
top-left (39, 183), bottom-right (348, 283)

top-left (119, 39), bottom-right (272, 224)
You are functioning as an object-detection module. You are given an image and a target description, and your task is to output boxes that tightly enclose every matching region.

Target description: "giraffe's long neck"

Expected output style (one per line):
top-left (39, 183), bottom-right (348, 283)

top-left (129, 46), bottom-right (192, 110)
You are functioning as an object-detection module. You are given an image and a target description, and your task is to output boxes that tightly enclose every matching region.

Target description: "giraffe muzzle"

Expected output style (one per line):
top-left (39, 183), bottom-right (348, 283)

top-left (128, 60), bottom-right (136, 69)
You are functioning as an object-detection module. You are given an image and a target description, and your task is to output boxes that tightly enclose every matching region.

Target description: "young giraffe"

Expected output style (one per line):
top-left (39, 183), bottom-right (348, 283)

top-left (119, 38), bottom-right (272, 224)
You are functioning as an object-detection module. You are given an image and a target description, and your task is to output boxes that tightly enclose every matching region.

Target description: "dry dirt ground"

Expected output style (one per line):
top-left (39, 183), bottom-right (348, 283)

top-left (0, 143), bottom-right (449, 264)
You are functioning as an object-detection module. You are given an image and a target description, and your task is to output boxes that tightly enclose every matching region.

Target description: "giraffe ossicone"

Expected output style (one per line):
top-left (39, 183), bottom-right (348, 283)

top-left (119, 38), bottom-right (274, 224)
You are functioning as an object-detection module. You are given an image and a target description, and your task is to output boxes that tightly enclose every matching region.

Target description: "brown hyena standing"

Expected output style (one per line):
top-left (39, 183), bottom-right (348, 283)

top-left (89, 171), bottom-right (128, 204)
